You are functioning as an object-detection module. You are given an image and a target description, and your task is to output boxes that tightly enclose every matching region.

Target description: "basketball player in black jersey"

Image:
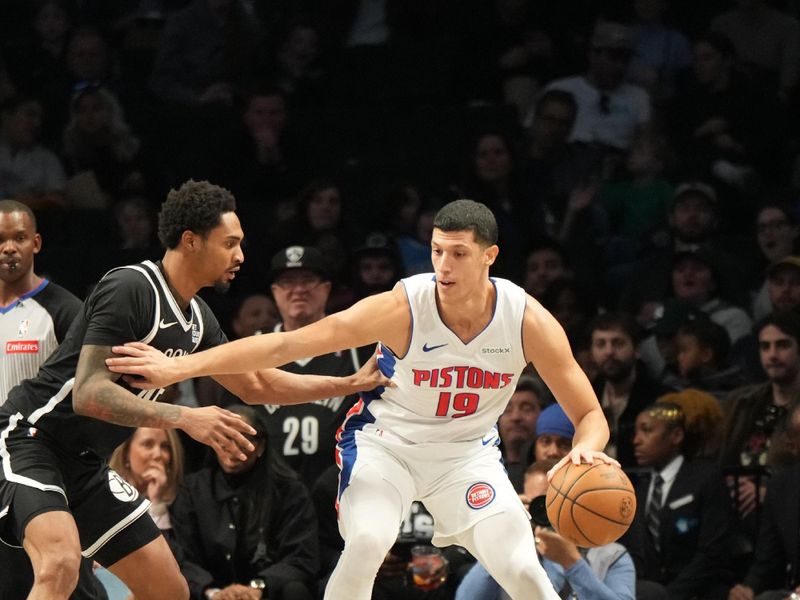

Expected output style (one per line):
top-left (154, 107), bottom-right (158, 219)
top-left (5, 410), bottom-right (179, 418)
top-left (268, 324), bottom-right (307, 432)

top-left (0, 200), bottom-right (107, 599)
top-left (0, 181), bottom-right (385, 600)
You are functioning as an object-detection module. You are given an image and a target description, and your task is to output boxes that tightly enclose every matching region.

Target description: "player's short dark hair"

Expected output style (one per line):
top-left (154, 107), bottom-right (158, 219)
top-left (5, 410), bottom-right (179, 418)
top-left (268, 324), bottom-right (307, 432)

top-left (157, 180), bottom-right (236, 249)
top-left (433, 199), bottom-right (498, 246)
top-left (0, 199), bottom-right (37, 230)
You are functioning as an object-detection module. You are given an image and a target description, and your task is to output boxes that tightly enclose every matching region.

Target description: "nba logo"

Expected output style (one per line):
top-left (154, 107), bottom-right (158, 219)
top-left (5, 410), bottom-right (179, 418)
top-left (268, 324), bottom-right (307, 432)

top-left (18, 319), bottom-right (29, 337)
top-left (191, 323), bottom-right (201, 344)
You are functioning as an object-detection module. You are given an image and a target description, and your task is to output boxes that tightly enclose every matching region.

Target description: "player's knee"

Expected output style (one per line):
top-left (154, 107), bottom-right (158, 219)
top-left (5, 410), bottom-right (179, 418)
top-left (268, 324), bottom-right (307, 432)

top-left (35, 547), bottom-right (81, 592)
top-left (345, 527), bottom-right (397, 566)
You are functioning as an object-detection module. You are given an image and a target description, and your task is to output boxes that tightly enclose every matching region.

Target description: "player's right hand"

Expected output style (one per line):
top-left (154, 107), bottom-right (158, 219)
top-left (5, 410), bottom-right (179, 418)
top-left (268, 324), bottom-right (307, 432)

top-left (106, 342), bottom-right (180, 389)
top-left (179, 406), bottom-right (256, 462)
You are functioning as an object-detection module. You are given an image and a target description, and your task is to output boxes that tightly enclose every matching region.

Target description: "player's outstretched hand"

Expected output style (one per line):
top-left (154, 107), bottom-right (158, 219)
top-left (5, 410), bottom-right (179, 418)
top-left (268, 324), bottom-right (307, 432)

top-left (547, 446), bottom-right (619, 481)
top-left (179, 406), bottom-right (256, 462)
top-left (106, 342), bottom-right (180, 389)
top-left (349, 353), bottom-right (394, 392)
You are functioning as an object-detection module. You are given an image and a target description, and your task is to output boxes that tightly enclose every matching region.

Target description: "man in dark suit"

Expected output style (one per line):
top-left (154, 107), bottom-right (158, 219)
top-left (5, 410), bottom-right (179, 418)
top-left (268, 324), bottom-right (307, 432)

top-left (728, 402), bottom-right (800, 600)
top-left (590, 312), bottom-right (672, 467)
top-left (632, 402), bottom-right (734, 599)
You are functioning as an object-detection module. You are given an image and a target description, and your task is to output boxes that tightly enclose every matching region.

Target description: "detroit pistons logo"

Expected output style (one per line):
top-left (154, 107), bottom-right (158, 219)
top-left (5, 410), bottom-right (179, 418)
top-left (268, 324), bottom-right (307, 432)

top-left (466, 482), bottom-right (495, 510)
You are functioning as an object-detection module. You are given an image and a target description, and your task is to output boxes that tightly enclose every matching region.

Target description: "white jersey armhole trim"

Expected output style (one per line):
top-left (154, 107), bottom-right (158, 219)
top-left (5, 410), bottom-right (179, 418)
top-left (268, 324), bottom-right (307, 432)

top-left (141, 261), bottom-right (193, 332)
top-left (114, 265), bottom-right (161, 344)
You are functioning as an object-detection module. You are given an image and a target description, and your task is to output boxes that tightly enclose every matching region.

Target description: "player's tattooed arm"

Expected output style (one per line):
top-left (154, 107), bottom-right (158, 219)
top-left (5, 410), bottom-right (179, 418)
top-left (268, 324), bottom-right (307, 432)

top-left (74, 344), bottom-right (256, 460)
top-left (73, 344), bottom-right (181, 427)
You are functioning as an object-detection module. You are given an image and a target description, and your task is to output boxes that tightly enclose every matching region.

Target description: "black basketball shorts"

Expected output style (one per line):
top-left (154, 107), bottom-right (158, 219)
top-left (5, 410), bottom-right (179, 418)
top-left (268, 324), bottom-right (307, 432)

top-left (0, 412), bottom-right (160, 566)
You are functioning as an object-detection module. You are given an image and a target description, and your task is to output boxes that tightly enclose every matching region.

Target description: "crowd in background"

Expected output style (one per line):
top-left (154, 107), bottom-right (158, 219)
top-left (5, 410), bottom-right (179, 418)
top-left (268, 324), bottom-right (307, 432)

top-left (4, 0), bottom-right (800, 598)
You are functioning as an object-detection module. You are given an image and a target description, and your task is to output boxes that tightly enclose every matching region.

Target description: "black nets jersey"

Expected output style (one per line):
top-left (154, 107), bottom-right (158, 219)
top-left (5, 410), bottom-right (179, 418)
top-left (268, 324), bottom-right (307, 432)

top-left (262, 331), bottom-right (362, 487)
top-left (1, 280), bottom-right (82, 402)
top-left (3, 261), bottom-right (225, 459)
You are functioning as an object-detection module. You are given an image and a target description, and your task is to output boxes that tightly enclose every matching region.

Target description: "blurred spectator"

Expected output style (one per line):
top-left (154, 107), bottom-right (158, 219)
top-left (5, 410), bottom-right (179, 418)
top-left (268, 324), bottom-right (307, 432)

top-left (656, 389), bottom-right (726, 461)
top-left (675, 317), bottom-right (744, 397)
top-left (109, 426), bottom-right (185, 536)
top-left (669, 31), bottom-right (783, 190)
top-left (230, 293), bottom-right (279, 338)
top-left (286, 180), bottom-right (351, 281)
top-left (498, 375), bottom-right (548, 491)
top-left (628, 0), bottom-right (693, 103)
top-left (544, 20), bottom-right (651, 152)
top-left (765, 256), bottom-right (800, 315)
top-left (589, 312), bottom-right (672, 467)
top-left (532, 402), bottom-right (574, 462)
top-left (720, 312), bottom-right (800, 473)
top-left (149, 0), bottom-right (263, 108)
top-left (620, 182), bottom-right (737, 315)
top-left (632, 401), bottom-right (734, 599)
top-left (348, 231), bottom-right (404, 303)
top-left (40, 25), bottom-right (118, 144)
top-left (727, 402), bottom-right (800, 600)
top-left (112, 195), bottom-right (159, 253)
top-left (61, 84), bottom-right (147, 208)
top-left (539, 277), bottom-right (598, 343)
top-left (268, 21), bottom-right (325, 108)
top-left (230, 85), bottom-right (304, 206)
top-left (669, 248), bottom-right (752, 343)
top-left (0, 94), bottom-right (65, 208)
top-left (170, 404), bottom-right (319, 600)
top-left (734, 256), bottom-right (800, 382)
top-left (4, 0), bottom-right (73, 94)
top-left (599, 131), bottom-right (674, 285)
top-left (711, 0), bottom-right (800, 103)
top-left (454, 129), bottom-right (528, 275)
top-left (395, 202), bottom-right (436, 276)
top-left (523, 89), bottom-right (599, 241)
top-left (751, 201), bottom-right (800, 320)
top-left (520, 237), bottom-right (571, 299)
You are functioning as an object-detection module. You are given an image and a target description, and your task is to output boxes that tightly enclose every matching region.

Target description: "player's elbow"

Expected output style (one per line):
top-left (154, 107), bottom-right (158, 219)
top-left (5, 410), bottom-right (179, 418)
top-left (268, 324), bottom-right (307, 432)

top-left (71, 379), bottom-right (102, 416)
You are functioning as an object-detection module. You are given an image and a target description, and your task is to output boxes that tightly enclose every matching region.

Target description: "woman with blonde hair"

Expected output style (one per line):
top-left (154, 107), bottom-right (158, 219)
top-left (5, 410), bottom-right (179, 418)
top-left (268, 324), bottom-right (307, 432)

top-left (108, 427), bottom-right (185, 533)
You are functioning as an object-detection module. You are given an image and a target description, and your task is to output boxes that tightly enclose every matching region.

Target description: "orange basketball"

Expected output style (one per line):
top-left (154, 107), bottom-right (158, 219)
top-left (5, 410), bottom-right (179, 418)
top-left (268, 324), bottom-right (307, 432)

top-left (546, 460), bottom-right (636, 548)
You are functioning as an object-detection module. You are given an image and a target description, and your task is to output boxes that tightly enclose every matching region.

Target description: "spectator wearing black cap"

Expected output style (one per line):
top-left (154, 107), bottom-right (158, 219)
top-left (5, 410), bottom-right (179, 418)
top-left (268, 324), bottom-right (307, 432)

top-left (349, 232), bottom-right (404, 302)
top-left (669, 247), bottom-right (752, 344)
top-left (262, 245), bottom-right (364, 491)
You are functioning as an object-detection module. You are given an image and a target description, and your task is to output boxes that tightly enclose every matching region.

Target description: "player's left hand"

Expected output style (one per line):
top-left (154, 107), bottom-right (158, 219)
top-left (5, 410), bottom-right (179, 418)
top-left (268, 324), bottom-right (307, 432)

top-left (106, 342), bottom-right (179, 389)
top-left (548, 446), bottom-right (619, 481)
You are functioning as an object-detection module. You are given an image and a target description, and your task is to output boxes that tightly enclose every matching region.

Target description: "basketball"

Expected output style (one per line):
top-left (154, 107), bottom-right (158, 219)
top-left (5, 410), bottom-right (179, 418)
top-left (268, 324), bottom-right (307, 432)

top-left (546, 460), bottom-right (636, 548)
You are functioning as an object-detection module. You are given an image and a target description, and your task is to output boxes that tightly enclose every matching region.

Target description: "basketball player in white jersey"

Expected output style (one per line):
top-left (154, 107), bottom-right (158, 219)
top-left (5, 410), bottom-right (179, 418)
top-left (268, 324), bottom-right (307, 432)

top-left (108, 199), bottom-right (615, 600)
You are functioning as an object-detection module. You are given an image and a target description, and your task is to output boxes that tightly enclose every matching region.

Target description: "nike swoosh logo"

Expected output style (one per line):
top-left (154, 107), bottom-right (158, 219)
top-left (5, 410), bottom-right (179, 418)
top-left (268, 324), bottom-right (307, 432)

top-left (422, 343), bottom-right (447, 352)
top-left (159, 319), bottom-right (178, 329)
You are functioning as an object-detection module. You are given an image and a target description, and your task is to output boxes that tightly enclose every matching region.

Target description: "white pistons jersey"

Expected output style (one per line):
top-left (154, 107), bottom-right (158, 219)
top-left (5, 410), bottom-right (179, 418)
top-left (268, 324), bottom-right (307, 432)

top-left (354, 273), bottom-right (528, 444)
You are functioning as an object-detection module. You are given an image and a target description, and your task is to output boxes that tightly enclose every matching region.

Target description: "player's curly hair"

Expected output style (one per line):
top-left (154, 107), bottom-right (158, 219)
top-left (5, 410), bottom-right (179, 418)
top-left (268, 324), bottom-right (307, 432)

top-left (433, 199), bottom-right (498, 246)
top-left (157, 180), bottom-right (236, 249)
